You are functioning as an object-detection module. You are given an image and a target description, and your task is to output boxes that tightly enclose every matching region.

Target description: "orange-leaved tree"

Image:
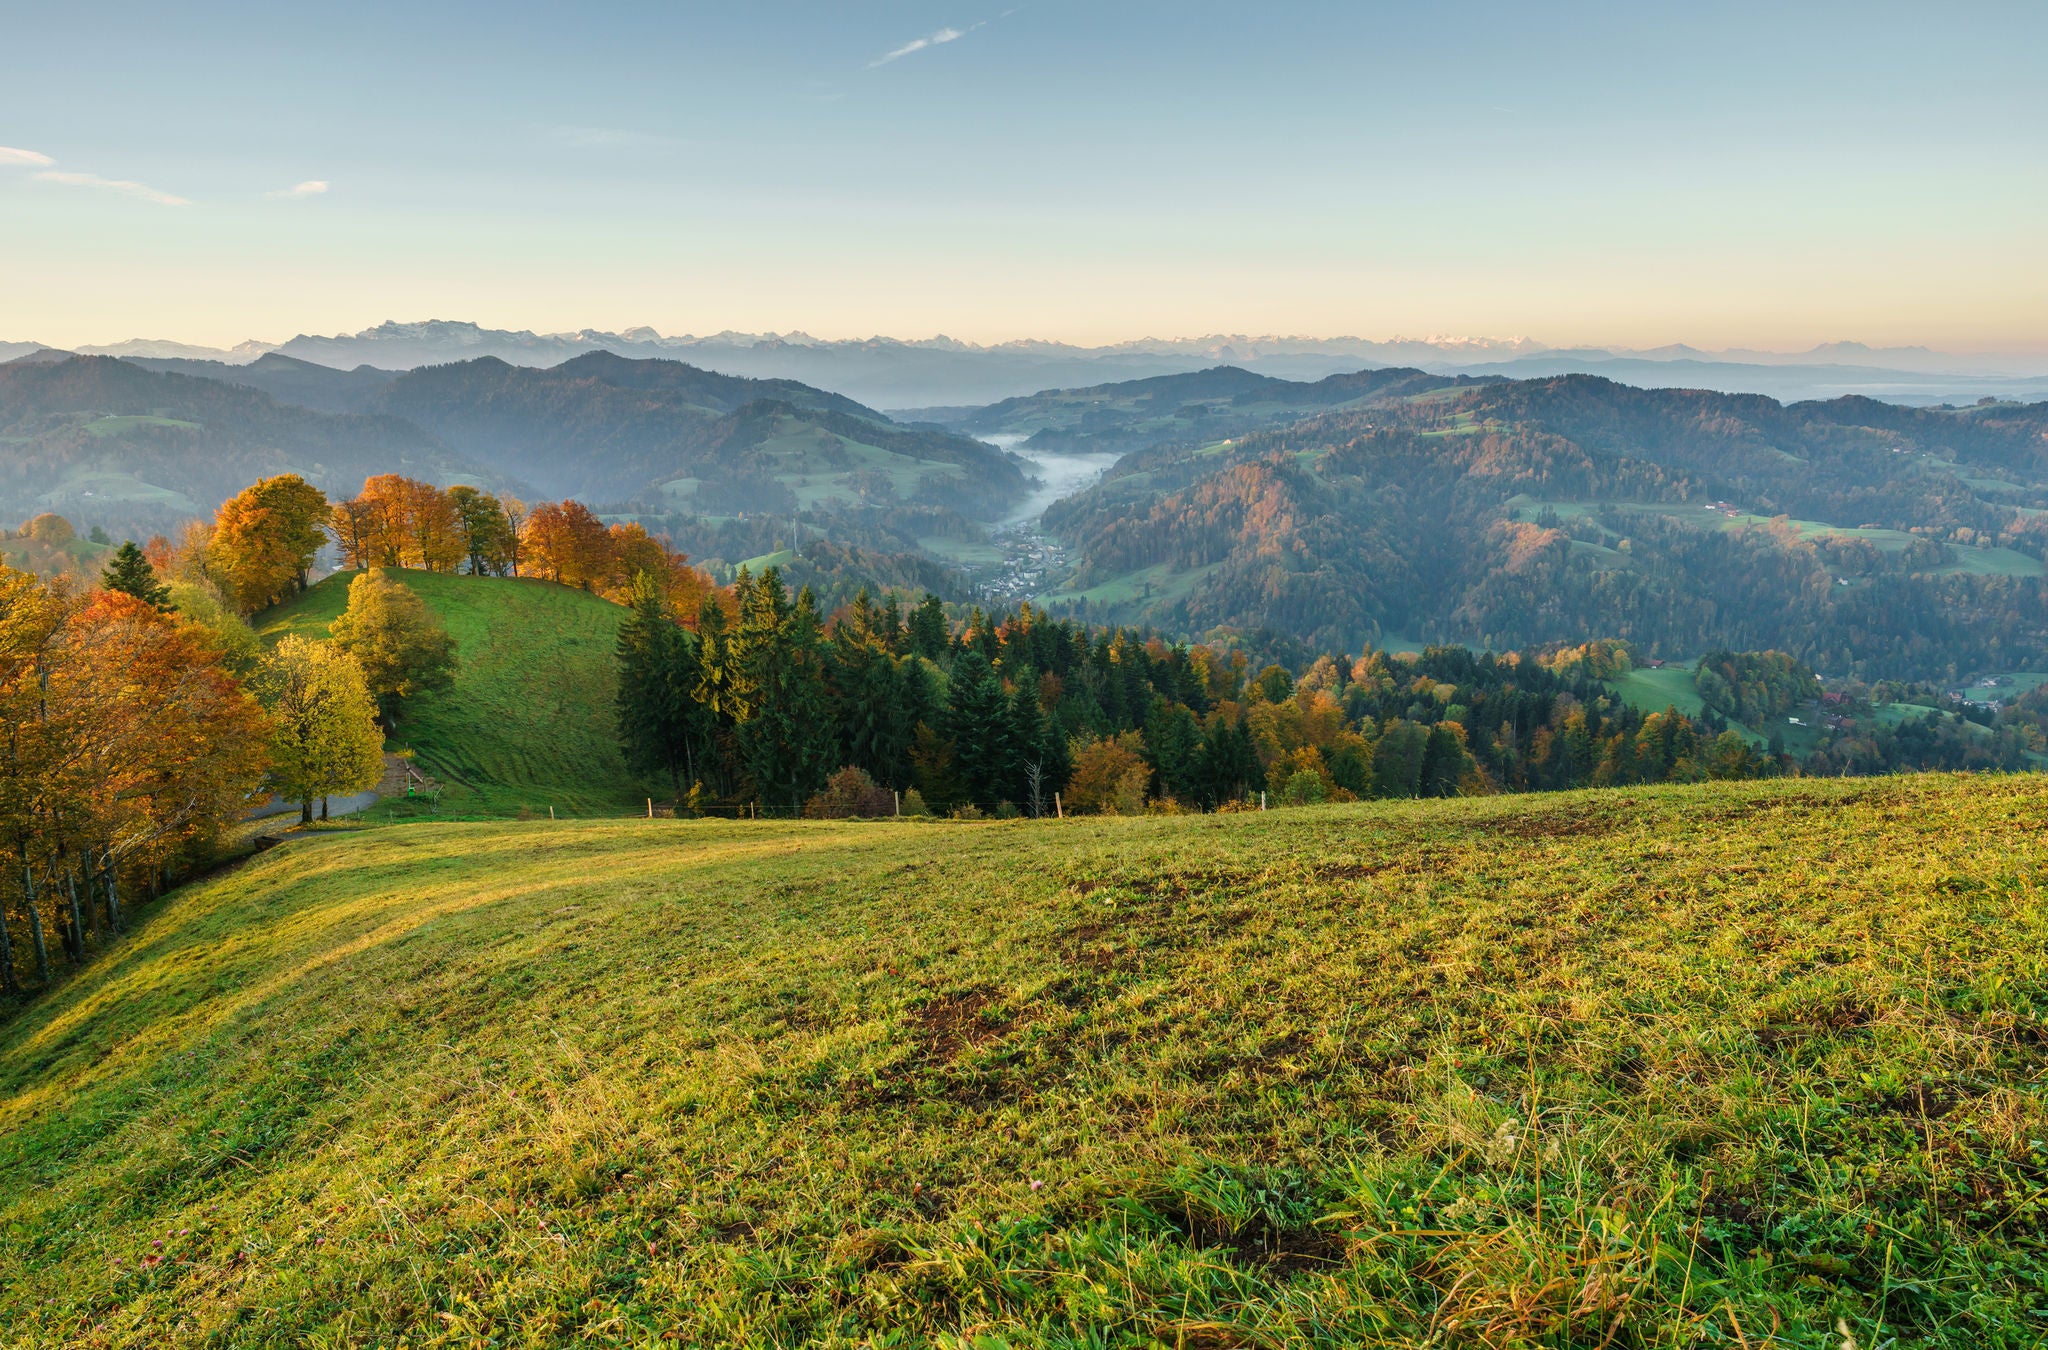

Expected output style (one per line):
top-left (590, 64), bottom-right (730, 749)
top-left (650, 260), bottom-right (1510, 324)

top-left (521, 500), bottom-right (616, 589)
top-left (211, 473), bottom-right (331, 613)
top-left (0, 567), bottom-right (269, 992)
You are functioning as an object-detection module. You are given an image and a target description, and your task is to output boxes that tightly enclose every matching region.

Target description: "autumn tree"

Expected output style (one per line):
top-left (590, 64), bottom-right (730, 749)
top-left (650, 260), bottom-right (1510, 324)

top-left (2, 568), bottom-right (268, 990)
top-left (522, 500), bottom-right (617, 589)
top-left (211, 474), bottom-right (331, 613)
top-left (258, 636), bottom-right (385, 823)
top-left (328, 569), bottom-right (458, 723)
top-left (338, 475), bottom-right (464, 571)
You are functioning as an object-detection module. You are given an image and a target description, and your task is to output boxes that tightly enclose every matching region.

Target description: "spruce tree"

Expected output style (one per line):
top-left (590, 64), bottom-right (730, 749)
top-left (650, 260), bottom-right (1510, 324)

top-left (100, 541), bottom-right (169, 608)
top-left (616, 574), bottom-right (711, 797)
top-left (907, 593), bottom-right (949, 659)
top-left (946, 650), bottom-right (1010, 811)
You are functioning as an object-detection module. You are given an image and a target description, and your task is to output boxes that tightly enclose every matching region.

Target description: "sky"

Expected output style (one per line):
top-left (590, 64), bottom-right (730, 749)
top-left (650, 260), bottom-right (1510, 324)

top-left (2, 0), bottom-right (2045, 352)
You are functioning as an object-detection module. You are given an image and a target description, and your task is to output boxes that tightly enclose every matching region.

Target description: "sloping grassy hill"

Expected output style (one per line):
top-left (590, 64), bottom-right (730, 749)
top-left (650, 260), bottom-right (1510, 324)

top-left (3, 777), bottom-right (2045, 1346)
top-left (257, 570), bottom-right (649, 815)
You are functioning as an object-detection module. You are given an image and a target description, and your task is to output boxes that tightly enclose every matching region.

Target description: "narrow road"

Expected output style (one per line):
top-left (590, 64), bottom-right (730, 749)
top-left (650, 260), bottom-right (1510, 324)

top-left (243, 790), bottom-right (380, 822)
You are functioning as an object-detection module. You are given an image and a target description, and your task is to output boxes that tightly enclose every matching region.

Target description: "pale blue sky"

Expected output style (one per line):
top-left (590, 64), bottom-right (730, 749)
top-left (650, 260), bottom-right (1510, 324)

top-left (3, 1), bottom-right (2043, 350)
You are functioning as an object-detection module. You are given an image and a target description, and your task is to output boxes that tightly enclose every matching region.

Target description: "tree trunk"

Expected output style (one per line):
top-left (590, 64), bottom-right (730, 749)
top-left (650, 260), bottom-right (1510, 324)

top-left (321, 796), bottom-right (329, 821)
top-left (23, 868), bottom-right (50, 985)
top-left (64, 868), bottom-right (85, 963)
top-left (61, 872), bottom-right (83, 966)
top-left (0, 899), bottom-right (16, 995)
top-left (104, 861), bottom-right (123, 933)
top-left (301, 796), bottom-right (314, 825)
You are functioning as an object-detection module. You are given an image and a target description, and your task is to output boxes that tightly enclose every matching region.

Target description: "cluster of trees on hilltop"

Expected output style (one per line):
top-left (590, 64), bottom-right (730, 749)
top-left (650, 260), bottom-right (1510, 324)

top-left (617, 578), bottom-right (1785, 816)
top-left (143, 471), bottom-right (708, 619)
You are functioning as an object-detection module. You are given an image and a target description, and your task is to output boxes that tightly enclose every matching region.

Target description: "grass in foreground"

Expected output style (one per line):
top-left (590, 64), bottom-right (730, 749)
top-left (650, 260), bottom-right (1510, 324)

top-left (256, 570), bottom-right (652, 816)
top-left (2, 776), bottom-right (2046, 1347)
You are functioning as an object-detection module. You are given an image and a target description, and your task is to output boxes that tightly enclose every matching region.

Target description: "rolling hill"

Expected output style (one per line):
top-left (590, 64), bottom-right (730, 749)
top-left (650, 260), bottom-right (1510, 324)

top-left (370, 352), bottom-right (1028, 516)
top-left (0, 356), bottom-right (496, 540)
top-left (1035, 374), bottom-right (2048, 678)
top-left (255, 570), bottom-right (651, 816)
top-left (953, 364), bottom-right (1482, 455)
top-left (120, 349), bottom-right (1032, 520)
top-left (2, 775), bottom-right (2044, 1344)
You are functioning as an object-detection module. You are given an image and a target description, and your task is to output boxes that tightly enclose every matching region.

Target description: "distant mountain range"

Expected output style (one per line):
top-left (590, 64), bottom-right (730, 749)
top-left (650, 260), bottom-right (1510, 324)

top-left (5, 321), bottom-right (2044, 408)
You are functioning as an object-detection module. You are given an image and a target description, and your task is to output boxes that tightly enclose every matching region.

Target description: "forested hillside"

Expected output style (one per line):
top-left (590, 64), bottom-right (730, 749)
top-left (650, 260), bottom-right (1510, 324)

top-left (0, 357), bottom-right (488, 539)
top-left (372, 351), bottom-right (1027, 514)
top-left (952, 364), bottom-right (1478, 454)
top-left (1041, 375), bottom-right (2048, 678)
top-left (0, 351), bottom-right (1030, 539)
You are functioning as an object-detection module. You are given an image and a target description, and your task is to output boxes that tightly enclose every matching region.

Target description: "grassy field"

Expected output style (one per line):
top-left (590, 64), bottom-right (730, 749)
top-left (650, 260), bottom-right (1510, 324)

top-left (1611, 665), bottom-right (1708, 719)
top-left (3, 776), bottom-right (2045, 1346)
top-left (256, 570), bottom-right (652, 817)
top-left (1503, 499), bottom-right (2046, 581)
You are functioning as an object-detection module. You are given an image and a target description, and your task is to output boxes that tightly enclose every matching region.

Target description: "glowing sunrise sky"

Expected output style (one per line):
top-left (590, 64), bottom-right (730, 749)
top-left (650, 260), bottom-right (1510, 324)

top-left (2, 0), bottom-right (2044, 352)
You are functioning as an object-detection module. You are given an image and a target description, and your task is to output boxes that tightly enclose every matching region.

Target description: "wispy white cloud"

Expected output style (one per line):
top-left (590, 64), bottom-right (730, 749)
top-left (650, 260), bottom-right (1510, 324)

top-left (870, 23), bottom-right (971, 67)
top-left (0, 145), bottom-right (55, 167)
top-left (268, 179), bottom-right (330, 198)
top-left (33, 169), bottom-right (188, 206)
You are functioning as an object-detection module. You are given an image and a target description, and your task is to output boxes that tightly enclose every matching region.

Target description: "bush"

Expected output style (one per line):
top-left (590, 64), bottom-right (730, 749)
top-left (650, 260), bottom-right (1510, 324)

top-left (802, 766), bottom-right (895, 819)
top-left (900, 788), bottom-right (932, 817)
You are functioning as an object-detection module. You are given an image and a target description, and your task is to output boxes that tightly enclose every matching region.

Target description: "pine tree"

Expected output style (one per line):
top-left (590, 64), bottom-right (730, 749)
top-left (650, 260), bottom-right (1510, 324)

top-left (736, 584), bottom-right (836, 807)
top-left (616, 574), bottom-right (712, 797)
top-left (100, 541), bottom-right (169, 608)
top-left (946, 650), bottom-right (1011, 811)
top-left (907, 593), bottom-right (949, 659)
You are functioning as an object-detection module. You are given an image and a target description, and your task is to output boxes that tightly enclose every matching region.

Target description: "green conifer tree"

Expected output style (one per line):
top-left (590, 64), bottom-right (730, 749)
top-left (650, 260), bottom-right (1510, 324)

top-left (100, 541), bottom-right (169, 608)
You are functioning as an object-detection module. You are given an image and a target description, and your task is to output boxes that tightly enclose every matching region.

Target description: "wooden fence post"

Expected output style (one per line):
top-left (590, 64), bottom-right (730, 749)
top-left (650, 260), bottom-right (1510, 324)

top-left (1055, 792), bottom-right (1063, 819)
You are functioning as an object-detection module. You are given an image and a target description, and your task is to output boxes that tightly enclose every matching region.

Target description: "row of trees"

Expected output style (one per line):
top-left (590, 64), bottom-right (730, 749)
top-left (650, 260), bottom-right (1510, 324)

top-left (617, 572), bottom-right (1781, 817)
top-left (156, 472), bottom-right (708, 620)
top-left (329, 476), bottom-right (706, 612)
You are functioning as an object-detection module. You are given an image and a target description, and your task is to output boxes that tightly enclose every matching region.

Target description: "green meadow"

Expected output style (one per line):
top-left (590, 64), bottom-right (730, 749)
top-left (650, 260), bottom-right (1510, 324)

top-left (256, 570), bottom-right (653, 817)
top-left (3, 775), bottom-right (2045, 1346)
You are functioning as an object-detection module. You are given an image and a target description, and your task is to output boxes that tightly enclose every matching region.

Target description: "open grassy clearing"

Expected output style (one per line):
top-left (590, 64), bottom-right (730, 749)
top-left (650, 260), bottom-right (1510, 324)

top-left (2, 776), bottom-right (2044, 1346)
top-left (1044, 560), bottom-right (1225, 611)
top-left (1610, 665), bottom-right (1708, 720)
top-left (255, 570), bottom-right (651, 817)
top-left (1503, 499), bottom-right (2045, 580)
top-left (81, 414), bottom-right (202, 437)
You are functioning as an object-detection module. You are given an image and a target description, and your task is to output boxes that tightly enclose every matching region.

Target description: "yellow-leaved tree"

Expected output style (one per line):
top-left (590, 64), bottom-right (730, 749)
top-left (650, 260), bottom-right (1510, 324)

top-left (327, 569), bottom-right (458, 724)
top-left (257, 636), bottom-right (386, 823)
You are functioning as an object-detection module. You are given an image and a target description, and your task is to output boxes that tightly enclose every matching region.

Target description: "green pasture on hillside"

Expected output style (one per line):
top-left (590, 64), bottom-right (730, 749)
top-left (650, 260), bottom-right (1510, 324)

top-left (3, 776), bottom-right (2046, 1345)
top-left (256, 570), bottom-right (652, 816)
top-left (1503, 498), bottom-right (2045, 580)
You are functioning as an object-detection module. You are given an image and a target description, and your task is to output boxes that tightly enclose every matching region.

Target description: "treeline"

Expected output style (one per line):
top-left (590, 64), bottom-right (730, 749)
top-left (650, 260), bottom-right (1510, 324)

top-left (157, 471), bottom-right (708, 619)
top-left (0, 572), bottom-right (268, 996)
top-left (616, 579), bottom-right (1785, 816)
